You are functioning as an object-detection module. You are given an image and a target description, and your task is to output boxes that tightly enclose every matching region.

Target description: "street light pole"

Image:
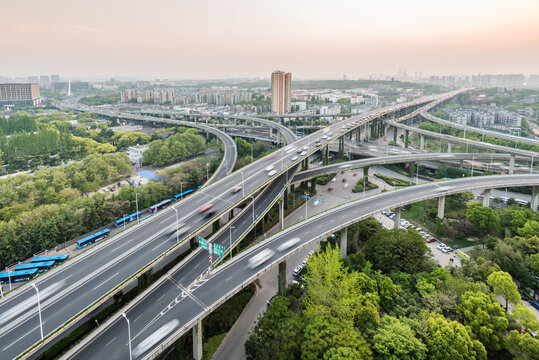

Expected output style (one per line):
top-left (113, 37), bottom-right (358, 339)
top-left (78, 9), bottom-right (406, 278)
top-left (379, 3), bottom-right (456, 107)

top-left (31, 283), bottom-right (44, 340)
top-left (135, 192), bottom-right (139, 224)
top-left (304, 192), bottom-right (308, 219)
top-left (122, 313), bottom-right (132, 360)
top-left (240, 171), bottom-right (245, 197)
top-left (229, 226), bottom-right (235, 260)
top-left (173, 207), bottom-right (179, 243)
top-left (531, 155), bottom-right (534, 174)
top-left (7, 269), bottom-right (11, 291)
top-left (123, 214), bottom-right (127, 230)
top-left (248, 195), bottom-right (255, 223)
top-left (250, 143), bottom-right (253, 163)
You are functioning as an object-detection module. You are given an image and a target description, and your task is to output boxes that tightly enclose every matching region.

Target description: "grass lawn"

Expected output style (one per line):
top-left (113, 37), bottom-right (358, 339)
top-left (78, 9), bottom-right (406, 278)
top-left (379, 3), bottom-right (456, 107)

top-left (375, 173), bottom-right (413, 187)
top-left (352, 180), bottom-right (378, 193)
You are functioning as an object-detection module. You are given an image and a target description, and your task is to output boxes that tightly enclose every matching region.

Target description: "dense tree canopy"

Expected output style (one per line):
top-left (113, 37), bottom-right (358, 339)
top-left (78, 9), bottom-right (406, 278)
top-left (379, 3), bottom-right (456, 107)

top-left (364, 228), bottom-right (430, 273)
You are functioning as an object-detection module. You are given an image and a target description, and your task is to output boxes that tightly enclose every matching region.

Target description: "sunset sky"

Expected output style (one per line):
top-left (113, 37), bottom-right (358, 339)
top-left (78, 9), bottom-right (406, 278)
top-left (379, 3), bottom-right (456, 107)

top-left (2, 0), bottom-right (539, 79)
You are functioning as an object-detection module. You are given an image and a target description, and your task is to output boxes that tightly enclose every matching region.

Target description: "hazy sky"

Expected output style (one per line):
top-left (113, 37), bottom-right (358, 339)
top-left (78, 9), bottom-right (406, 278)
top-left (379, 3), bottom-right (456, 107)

top-left (2, 0), bottom-right (539, 79)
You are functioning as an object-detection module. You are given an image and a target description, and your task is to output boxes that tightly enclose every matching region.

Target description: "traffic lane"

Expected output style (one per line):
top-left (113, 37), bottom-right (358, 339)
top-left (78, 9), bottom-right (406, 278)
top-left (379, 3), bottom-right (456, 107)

top-left (171, 169), bottom-right (293, 287)
top-left (71, 295), bottom-right (204, 360)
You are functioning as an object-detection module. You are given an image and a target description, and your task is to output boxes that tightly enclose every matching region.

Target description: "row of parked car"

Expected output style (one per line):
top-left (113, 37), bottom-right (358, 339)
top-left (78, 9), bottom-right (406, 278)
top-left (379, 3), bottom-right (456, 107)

top-left (381, 210), bottom-right (439, 245)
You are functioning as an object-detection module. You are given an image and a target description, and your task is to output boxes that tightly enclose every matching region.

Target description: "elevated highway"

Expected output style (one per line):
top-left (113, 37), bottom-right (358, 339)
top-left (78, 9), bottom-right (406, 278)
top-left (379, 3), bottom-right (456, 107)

top-left (66, 174), bottom-right (539, 360)
top-left (1, 94), bottom-right (450, 359)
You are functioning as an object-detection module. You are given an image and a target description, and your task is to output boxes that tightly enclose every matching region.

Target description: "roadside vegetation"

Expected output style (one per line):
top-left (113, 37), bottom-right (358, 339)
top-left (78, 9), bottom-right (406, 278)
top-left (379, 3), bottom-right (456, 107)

top-left (246, 218), bottom-right (539, 360)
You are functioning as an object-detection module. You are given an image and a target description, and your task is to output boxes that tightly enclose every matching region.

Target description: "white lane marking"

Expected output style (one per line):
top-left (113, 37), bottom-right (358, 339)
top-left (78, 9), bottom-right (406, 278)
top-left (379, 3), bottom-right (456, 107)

top-left (157, 293), bottom-right (167, 302)
top-left (110, 240), bottom-right (131, 253)
top-left (225, 276), bottom-right (233, 282)
top-left (105, 337), bottom-right (116, 348)
top-left (152, 242), bottom-right (166, 251)
top-left (133, 314), bottom-right (143, 323)
top-left (2, 322), bottom-right (46, 351)
top-left (92, 273), bottom-right (119, 291)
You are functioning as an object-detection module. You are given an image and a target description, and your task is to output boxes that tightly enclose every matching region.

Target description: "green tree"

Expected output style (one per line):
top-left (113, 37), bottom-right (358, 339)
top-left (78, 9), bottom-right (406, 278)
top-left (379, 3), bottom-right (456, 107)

top-left (425, 313), bottom-right (487, 360)
top-left (505, 330), bottom-right (539, 360)
top-left (512, 304), bottom-right (539, 333)
top-left (466, 204), bottom-right (500, 236)
top-left (517, 220), bottom-right (539, 238)
top-left (456, 291), bottom-right (508, 351)
top-left (373, 315), bottom-right (427, 360)
top-left (486, 271), bottom-right (521, 310)
top-left (355, 217), bottom-right (383, 244)
top-left (244, 296), bottom-right (302, 360)
top-left (530, 253), bottom-right (539, 274)
top-left (364, 229), bottom-right (429, 273)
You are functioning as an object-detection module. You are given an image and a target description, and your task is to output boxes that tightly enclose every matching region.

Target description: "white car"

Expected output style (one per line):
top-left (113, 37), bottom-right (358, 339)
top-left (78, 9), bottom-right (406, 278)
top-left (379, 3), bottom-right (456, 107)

top-left (312, 199), bottom-right (320, 207)
top-left (300, 151), bottom-right (307, 156)
top-left (268, 170), bottom-right (277, 176)
top-left (293, 265), bottom-right (303, 277)
top-left (291, 156), bottom-right (298, 161)
top-left (264, 165), bottom-right (274, 172)
top-left (277, 237), bottom-right (301, 251)
top-left (132, 319), bottom-right (180, 358)
top-left (286, 147), bottom-right (297, 154)
top-left (331, 178), bottom-right (336, 182)
top-left (302, 146), bottom-right (308, 151)
top-left (248, 249), bottom-right (275, 269)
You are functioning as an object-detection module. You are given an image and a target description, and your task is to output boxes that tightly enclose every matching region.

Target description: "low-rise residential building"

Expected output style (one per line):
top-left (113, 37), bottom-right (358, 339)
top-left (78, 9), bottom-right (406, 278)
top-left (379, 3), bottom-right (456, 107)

top-left (126, 144), bottom-right (149, 168)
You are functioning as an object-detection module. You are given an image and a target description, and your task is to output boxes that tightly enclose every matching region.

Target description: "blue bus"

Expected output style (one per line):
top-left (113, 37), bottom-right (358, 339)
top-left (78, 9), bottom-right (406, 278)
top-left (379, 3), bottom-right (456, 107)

top-left (149, 199), bottom-right (172, 213)
top-left (77, 229), bottom-right (111, 249)
top-left (14, 261), bottom-right (55, 273)
top-left (32, 254), bottom-right (69, 264)
top-left (0, 269), bottom-right (38, 284)
top-left (174, 189), bottom-right (193, 201)
top-left (115, 212), bottom-right (141, 227)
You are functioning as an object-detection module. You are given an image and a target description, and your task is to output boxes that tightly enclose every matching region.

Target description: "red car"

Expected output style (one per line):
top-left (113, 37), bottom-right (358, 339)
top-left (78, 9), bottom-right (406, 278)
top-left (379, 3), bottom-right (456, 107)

top-left (353, 173), bottom-right (357, 176)
top-left (266, 153), bottom-right (277, 160)
top-left (198, 203), bottom-right (214, 213)
top-left (327, 187), bottom-right (333, 191)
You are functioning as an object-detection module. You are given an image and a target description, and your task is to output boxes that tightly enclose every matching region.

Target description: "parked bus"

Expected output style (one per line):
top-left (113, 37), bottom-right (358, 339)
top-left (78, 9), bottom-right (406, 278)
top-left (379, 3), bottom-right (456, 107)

top-left (14, 261), bottom-right (55, 273)
top-left (32, 254), bottom-right (69, 264)
top-left (115, 212), bottom-right (141, 228)
top-left (174, 189), bottom-right (193, 201)
top-left (0, 269), bottom-right (38, 284)
top-left (149, 199), bottom-right (172, 213)
top-left (77, 229), bottom-right (111, 249)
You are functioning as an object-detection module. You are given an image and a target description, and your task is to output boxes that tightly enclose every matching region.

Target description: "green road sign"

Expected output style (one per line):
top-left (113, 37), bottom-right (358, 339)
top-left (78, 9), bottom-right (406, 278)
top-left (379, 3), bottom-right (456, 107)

top-left (198, 237), bottom-right (208, 250)
top-left (213, 244), bottom-right (224, 257)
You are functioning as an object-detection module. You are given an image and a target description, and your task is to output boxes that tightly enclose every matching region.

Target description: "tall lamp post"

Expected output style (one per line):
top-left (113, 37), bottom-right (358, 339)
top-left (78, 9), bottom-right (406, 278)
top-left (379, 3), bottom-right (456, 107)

top-left (172, 207), bottom-right (179, 243)
top-left (31, 283), bottom-right (44, 340)
top-left (229, 226), bottom-right (235, 260)
top-left (248, 195), bottom-right (255, 223)
top-left (240, 171), bottom-right (245, 197)
top-left (135, 192), bottom-right (139, 223)
top-left (121, 312), bottom-right (132, 360)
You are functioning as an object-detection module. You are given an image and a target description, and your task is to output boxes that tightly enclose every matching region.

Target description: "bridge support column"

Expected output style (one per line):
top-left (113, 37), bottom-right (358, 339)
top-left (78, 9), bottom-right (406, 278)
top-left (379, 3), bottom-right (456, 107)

top-left (324, 145), bottom-right (329, 165)
top-left (420, 135), bottom-right (425, 151)
top-left (338, 136), bottom-right (345, 160)
top-left (278, 261), bottom-right (286, 296)
top-left (530, 186), bottom-right (539, 213)
top-left (193, 320), bottom-right (202, 360)
top-left (393, 126), bottom-right (397, 145)
top-left (447, 142), bottom-right (452, 153)
top-left (394, 207), bottom-right (401, 229)
top-left (340, 227), bottom-right (347, 258)
top-left (310, 178), bottom-right (317, 193)
top-left (509, 155), bottom-right (515, 174)
top-left (284, 188), bottom-right (289, 211)
top-left (357, 127), bottom-right (361, 142)
top-left (483, 189), bottom-right (491, 207)
top-left (437, 196), bottom-right (446, 220)
top-left (278, 199), bottom-right (284, 231)
top-left (404, 130), bottom-right (409, 148)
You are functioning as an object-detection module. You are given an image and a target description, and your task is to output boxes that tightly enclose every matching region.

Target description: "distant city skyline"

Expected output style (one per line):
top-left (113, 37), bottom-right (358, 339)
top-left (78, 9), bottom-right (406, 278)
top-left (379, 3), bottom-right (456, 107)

top-left (2, 0), bottom-right (538, 79)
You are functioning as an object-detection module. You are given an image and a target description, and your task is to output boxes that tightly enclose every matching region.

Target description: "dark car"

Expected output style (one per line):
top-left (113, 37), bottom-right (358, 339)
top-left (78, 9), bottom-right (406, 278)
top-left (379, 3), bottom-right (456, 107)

top-left (529, 300), bottom-right (539, 311)
top-left (205, 209), bottom-right (217, 218)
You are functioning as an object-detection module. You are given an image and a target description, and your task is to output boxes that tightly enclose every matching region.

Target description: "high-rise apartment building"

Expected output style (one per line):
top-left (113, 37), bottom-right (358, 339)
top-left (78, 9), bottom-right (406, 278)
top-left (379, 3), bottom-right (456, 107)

top-left (0, 83), bottom-right (41, 106)
top-left (271, 70), bottom-right (292, 114)
top-left (51, 74), bottom-right (60, 83)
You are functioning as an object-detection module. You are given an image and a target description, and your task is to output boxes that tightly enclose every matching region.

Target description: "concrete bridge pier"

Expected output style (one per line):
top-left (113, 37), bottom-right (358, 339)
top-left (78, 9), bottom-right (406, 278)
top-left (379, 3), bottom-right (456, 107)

top-left (420, 135), bottom-right (425, 151)
top-left (483, 189), bottom-right (491, 207)
top-left (447, 142), bottom-right (452, 153)
top-left (340, 227), bottom-right (347, 258)
top-left (394, 207), bottom-right (401, 229)
top-left (531, 186), bottom-right (538, 213)
top-left (278, 199), bottom-right (284, 230)
top-left (393, 126), bottom-right (397, 145)
top-left (193, 320), bottom-right (202, 360)
top-left (437, 195), bottom-right (446, 219)
top-left (509, 155), bottom-right (515, 174)
top-left (404, 129), bottom-right (409, 148)
top-left (278, 261), bottom-right (287, 296)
